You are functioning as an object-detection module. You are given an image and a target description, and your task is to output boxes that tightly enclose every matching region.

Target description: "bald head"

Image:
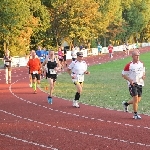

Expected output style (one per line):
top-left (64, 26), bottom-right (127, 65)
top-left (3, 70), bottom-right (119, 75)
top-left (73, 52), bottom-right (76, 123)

top-left (132, 50), bottom-right (140, 56)
top-left (132, 50), bottom-right (140, 63)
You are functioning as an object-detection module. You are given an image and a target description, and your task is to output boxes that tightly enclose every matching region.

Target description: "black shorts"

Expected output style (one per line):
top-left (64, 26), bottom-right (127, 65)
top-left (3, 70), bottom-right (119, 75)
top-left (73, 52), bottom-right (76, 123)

top-left (31, 73), bottom-right (40, 80)
top-left (129, 83), bottom-right (142, 97)
top-left (46, 74), bottom-right (57, 82)
top-left (74, 81), bottom-right (83, 85)
top-left (5, 64), bottom-right (12, 71)
top-left (59, 59), bottom-right (63, 62)
top-left (63, 55), bottom-right (66, 61)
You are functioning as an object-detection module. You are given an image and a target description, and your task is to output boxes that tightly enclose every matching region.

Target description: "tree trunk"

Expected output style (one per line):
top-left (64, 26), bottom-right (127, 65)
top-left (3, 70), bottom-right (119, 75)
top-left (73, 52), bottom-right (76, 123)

top-left (104, 37), bottom-right (106, 47)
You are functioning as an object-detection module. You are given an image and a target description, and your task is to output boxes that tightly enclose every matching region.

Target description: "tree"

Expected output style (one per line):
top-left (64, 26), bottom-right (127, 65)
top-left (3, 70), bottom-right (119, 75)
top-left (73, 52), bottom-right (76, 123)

top-left (122, 0), bottom-right (150, 43)
top-left (0, 0), bottom-right (50, 56)
top-left (0, 0), bottom-right (30, 53)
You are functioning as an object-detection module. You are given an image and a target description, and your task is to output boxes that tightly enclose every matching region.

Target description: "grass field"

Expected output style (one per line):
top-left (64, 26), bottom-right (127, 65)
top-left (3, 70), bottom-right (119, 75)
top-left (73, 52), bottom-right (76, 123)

top-left (0, 59), bottom-right (4, 68)
top-left (40, 52), bottom-right (150, 115)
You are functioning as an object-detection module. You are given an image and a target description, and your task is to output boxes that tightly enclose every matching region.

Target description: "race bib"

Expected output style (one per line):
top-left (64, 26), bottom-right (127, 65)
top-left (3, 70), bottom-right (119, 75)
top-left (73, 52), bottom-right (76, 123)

top-left (77, 75), bottom-right (84, 82)
top-left (33, 71), bottom-right (38, 74)
top-left (5, 62), bottom-right (9, 65)
top-left (49, 69), bottom-right (56, 74)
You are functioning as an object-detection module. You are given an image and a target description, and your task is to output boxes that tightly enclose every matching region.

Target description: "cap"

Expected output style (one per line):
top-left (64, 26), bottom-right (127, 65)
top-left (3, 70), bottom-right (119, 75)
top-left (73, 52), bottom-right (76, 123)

top-left (77, 52), bottom-right (83, 57)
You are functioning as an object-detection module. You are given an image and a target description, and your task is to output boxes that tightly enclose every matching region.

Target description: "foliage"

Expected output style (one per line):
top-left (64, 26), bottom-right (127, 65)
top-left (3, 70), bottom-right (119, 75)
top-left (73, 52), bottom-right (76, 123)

top-left (1, 0), bottom-right (150, 55)
top-left (0, 0), bottom-right (50, 56)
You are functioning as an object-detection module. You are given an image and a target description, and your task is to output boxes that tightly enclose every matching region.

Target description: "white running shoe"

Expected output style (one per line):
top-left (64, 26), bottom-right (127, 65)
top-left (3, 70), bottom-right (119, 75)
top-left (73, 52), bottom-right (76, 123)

top-left (74, 101), bottom-right (80, 108)
top-left (29, 84), bottom-right (32, 87)
top-left (133, 114), bottom-right (141, 119)
top-left (122, 101), bottom-right (129, 112)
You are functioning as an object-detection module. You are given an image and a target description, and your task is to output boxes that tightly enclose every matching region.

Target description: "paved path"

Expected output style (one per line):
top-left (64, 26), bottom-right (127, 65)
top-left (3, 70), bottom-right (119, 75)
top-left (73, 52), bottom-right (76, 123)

top-left (0, 47), bottom-right (150, 150)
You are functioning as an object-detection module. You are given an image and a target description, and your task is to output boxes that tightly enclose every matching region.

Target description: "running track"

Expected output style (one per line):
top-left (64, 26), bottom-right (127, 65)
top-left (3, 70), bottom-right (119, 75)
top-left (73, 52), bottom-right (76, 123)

top-left (0, 47), bottom-right (150, 150)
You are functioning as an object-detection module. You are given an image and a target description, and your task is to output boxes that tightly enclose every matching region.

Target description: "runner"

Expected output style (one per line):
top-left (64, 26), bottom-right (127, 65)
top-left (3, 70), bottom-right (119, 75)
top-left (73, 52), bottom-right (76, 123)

top-left (26, 50), bottom-right (39, 87)
top-left (126, 42), bottom-right (130, 55)
top-left (97, 42), bottom-right (102, 55)
top-left (122, 43), bottom-right (127, 56)
top-left (3, 50), bottom-right (12, 84)
top-left (42, 50), bottom-right (61, 104)
top-left (67, 52), bottom-right (90, 108)
top-left (58, 47), bottom-right (64, 71)
top-left (122, 50), bottom-right (146, 119)
top-left (108, 44), bottom-right (114, 58)
top-left (63, 46), bottom-right (67, 67)
top-left (71, 46), bottom-right (78, 61)
top-left (36, 46), bottom-right (45, 77)
top-left (27, 50), bottom-right (41, 94)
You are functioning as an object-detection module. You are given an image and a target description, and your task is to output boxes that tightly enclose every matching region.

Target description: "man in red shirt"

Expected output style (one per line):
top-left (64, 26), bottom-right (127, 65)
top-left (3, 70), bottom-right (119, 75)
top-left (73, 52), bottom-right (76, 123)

top-left (27, 50), bottom-right (41, 93)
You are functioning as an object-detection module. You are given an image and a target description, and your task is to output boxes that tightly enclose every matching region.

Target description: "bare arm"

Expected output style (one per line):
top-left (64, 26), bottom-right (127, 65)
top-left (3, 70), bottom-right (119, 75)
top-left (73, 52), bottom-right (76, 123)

top-left (67, 68), bottom-right (72, 76)
top-left (122, 74), bottom-right (134, 85)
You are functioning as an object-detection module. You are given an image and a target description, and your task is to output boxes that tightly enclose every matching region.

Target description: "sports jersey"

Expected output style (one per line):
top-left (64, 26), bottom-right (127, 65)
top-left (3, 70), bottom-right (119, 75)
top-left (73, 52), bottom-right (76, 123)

top-left (122, 61), bottom-right (145, 86)
top-left (46, 58), bottom-right (57, 75)
top-left (68, 60), bottom-right (87, 83)
top-left (27, 58), bottom-right (41, 74)
top-left (58, 50), bottom-right (63, 59)
top-left (36, 50), bottom-right (45, 63)
top-left (98, 44), bottom-right (102, 51)
top-left (4, 56), bottom-right (11, 67)
top-left (108, 45), bottom-right (113, 53)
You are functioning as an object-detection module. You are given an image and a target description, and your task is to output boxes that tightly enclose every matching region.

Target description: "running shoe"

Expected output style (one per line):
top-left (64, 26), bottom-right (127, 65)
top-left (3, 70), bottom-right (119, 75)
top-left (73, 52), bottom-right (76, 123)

top-left (29, 84), bottom-right (32, 88)
top-left (133, 114), bottom-right (141, 119)
top-left (74, 100), bottom-right (80, 108)
top-left (122, 101), bottom-right (128, 112)
top-left (34, 90), bottom-right (37, 94)
top-left (6, 81), bottom-right (8, 84)
top-left (48, 96), bottom-right (52, 104)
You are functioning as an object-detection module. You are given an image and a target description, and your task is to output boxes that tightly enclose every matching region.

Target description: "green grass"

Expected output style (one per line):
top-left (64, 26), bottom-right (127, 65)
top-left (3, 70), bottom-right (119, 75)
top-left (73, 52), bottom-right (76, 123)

top-left (40, 52), bottom-right (150, 115)
top-left (0, 59), bottom-right (4, 68)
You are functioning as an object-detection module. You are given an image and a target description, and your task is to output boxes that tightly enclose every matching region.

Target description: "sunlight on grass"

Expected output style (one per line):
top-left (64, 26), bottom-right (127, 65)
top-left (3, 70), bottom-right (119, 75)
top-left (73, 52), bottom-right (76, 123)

top-left (40, 52), bottom-right (150, 115)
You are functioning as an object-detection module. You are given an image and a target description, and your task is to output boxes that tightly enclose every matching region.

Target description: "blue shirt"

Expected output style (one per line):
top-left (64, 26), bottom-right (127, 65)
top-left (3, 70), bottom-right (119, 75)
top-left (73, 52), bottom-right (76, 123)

top-left (98, 44), bottom-right (102, 51)
top-left (36, 50), bottom-right (45, 62)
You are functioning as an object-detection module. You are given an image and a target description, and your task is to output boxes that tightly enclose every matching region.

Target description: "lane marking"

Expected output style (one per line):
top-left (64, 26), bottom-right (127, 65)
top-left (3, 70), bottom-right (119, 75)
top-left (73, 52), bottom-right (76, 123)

top-left (0, 132), bottom-right (58, 150)
top-left (1, 109), bottom-right (150, 147)
top-left (9, 79), bottom-right (150, 132)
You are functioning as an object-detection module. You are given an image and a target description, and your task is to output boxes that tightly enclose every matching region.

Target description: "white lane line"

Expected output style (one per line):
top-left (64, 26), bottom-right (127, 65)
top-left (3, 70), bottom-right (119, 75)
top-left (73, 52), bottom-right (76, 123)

top-left (1, 109), bottom-right (150, 148)
top-left (0, 132), bottom-right (58, 150)
top-left (9, 79), bottom-right (150, 132)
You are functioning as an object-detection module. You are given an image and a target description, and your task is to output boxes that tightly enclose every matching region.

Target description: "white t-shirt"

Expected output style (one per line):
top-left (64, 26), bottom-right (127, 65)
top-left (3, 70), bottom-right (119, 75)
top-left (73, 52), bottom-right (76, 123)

top-left (68, 60), bottom-right (87, 75)
top-left (122, 61), bottom-right (145, 86)
top-left (68, 60), bottom-right (87, 82)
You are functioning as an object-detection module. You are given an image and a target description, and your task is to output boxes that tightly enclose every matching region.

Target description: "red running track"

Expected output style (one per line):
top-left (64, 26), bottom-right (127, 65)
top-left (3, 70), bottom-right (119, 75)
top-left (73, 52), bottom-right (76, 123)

top-left (0, 47), bottom-right (150, 150)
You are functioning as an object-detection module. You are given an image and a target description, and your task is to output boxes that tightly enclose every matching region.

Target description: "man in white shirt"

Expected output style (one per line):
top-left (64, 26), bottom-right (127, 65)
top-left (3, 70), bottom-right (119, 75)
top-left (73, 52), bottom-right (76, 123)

top-left (67, 52), bottom-right (90, 108)
top-left (122, 50), bottom-right (146, 119)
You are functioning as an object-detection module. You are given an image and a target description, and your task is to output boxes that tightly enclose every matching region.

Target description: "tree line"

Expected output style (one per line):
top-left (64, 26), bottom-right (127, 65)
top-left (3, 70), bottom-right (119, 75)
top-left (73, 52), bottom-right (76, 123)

top-left (0, 0), bottom-right (150, 56)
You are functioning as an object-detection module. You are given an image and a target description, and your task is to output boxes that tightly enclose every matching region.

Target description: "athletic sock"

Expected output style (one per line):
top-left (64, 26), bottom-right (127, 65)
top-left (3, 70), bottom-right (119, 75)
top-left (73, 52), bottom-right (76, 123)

top-left (33, 82), bottom-right (37, 91)
top-left (125, 102), bottom-right (129, 106)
